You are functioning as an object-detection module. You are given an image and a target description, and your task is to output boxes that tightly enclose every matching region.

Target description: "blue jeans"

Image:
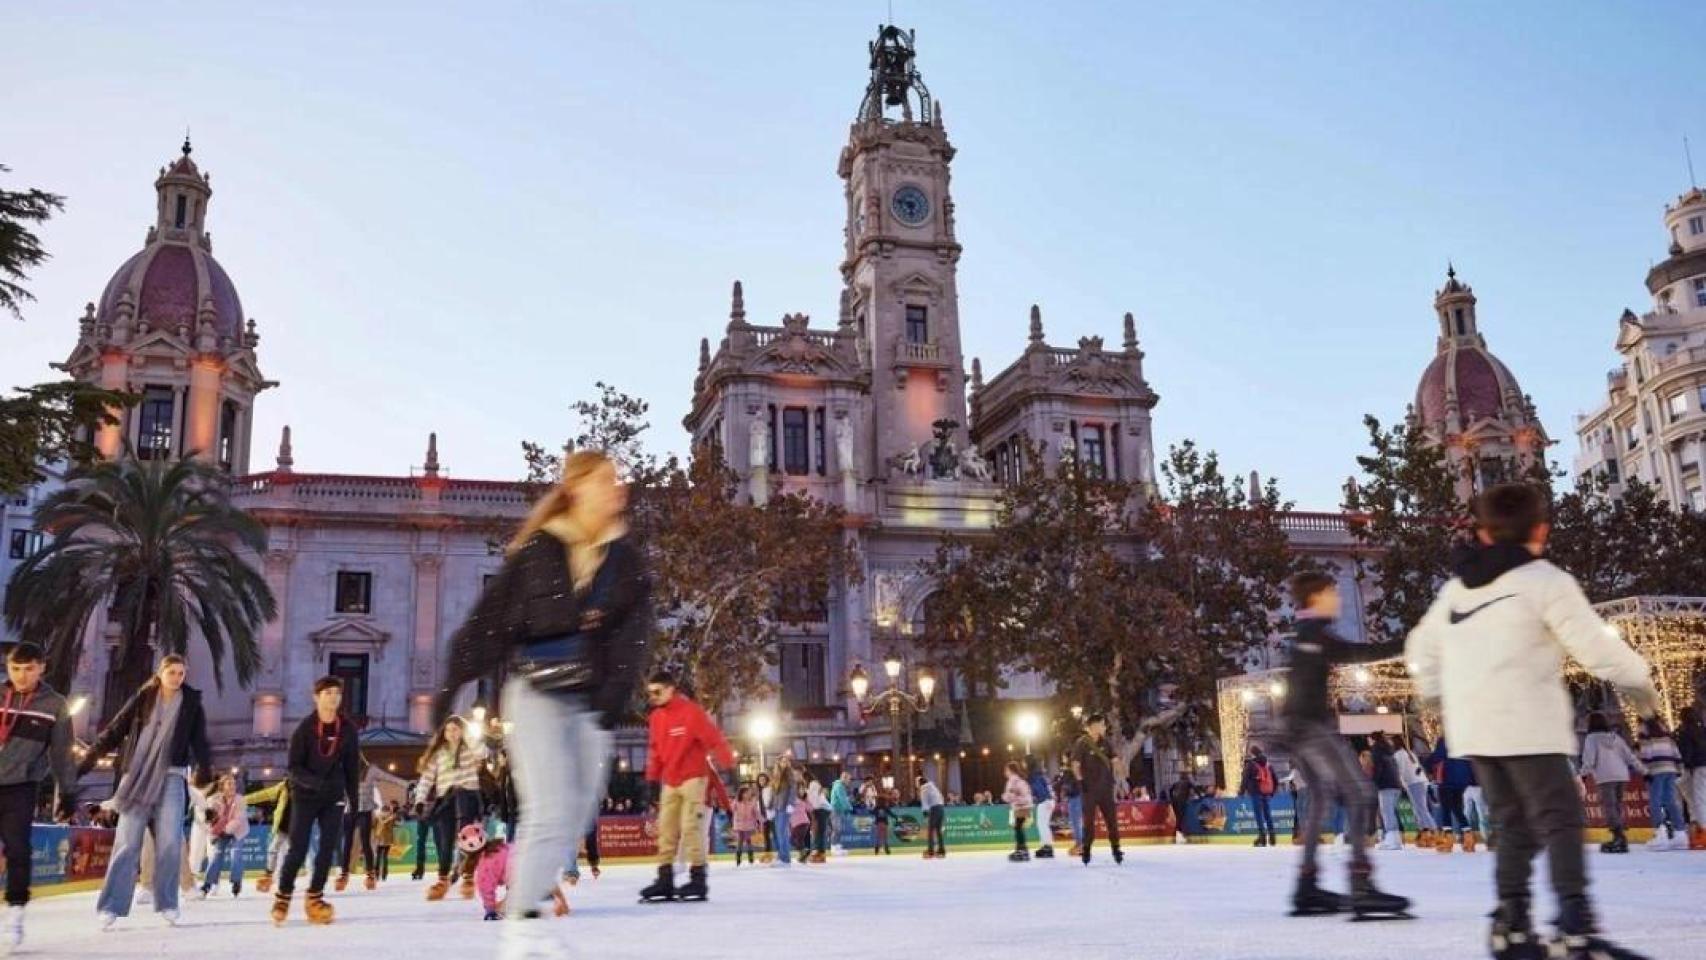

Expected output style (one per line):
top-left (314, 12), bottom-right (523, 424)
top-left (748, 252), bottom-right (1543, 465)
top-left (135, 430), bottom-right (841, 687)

top-left (202, 834), bottom-right (242, 892)
top-left (1377, 788), bottom-right (1402, 836)
top-left (97, 770), bottom-right (188, 917)
top-left (501, 679), bottom-right (611, 920)
top-left (1648, 773), bottom-right (1686, 836)
top-left (773, 805), bottom-right (793, 865)
top-left (1251, 794), bottom-right (1275, 837)
top-left (1067, 796), bottom-right (1084, 846)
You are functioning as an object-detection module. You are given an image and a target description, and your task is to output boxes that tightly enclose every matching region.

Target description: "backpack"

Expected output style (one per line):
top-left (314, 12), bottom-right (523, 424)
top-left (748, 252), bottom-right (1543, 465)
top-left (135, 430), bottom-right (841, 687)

top-left (1254, 761), bottom-right (1276, 797)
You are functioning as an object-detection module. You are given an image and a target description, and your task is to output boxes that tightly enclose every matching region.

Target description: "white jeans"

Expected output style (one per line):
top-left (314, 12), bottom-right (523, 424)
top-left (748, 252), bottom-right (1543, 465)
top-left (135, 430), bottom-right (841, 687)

top-left (1688, 768), bottom-right (1706, 828)
top-left (1033, 799), bottom-right (1056, 847)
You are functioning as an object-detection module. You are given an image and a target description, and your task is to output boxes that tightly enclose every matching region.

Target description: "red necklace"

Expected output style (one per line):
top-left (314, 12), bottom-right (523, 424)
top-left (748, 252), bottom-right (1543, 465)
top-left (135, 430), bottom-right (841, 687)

top-left (316, 714), bottom-right (343, 758)
top-left (0, 687), bottom-right (35, 746)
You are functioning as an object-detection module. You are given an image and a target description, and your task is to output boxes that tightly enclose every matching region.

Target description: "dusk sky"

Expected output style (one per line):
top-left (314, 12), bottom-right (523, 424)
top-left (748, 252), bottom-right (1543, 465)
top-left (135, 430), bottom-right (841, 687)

top-left (4, 1), bottom-right (1704, 508)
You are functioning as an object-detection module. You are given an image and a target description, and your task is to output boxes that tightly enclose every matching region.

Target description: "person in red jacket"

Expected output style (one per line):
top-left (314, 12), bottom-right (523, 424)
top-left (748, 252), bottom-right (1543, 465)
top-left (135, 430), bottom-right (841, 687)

top-left (639, 672), bottom-right (733, 903)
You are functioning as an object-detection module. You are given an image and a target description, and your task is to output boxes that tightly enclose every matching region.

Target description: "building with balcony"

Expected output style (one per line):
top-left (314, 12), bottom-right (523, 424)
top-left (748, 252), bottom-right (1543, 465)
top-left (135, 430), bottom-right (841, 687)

top-left (1575, 187), bottom-right (1706, 510)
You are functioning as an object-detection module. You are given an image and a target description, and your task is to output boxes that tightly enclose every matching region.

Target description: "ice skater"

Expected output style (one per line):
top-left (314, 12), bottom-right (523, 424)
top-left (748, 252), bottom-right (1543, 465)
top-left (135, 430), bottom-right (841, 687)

top-left (0, 643), bottom-right (80, 951)
top-left (1070, 714), bottom-right (1122, 864)
top-left (1026, 756), bottom-right (1056, 859)
top-left (269, 676), bottom-right (361, 927)
top-left (1279, 572), bottom-right (1408, 920)
top-left (1407, 482), bottom-right (1662, 959)
top-left (1001, 761), bottom-right (1034, 862)
top-left (638, 671), bottom-right (734, 901)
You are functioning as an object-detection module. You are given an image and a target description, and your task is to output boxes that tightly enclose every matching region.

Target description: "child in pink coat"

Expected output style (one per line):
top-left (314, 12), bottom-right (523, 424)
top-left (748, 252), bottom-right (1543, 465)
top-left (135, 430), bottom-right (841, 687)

top-left (731, 786), bottom-right (762, 865)
top-left (465, 824), bottom-right (569, 921)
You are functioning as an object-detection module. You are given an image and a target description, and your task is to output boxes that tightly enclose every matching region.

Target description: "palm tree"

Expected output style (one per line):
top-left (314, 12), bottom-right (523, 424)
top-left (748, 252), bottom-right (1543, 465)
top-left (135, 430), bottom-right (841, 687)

top-left (3, 454), bottom-right (277, 699)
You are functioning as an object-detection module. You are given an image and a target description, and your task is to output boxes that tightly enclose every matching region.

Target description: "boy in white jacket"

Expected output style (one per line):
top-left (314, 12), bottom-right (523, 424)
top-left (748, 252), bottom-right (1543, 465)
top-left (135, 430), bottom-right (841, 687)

top-left (1406, 483), bottom-right (1660, 960)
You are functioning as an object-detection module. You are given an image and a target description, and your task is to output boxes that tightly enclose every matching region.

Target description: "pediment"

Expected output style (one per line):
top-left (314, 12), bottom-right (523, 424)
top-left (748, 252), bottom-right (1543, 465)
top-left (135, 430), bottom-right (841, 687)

top-left (125, 329), bottom-right (194, 358)
top-left (309, 617), bottom-right (392, 653)
top-left (887, 271), bottom-right (944, 302)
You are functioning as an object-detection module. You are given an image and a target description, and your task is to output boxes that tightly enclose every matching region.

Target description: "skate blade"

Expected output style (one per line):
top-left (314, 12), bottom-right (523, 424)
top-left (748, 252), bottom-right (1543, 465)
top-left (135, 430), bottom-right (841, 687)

top-left (1349, 911), bottom-right (1415, 922)
top-left (1288, 907), bottom-right (1345, 917)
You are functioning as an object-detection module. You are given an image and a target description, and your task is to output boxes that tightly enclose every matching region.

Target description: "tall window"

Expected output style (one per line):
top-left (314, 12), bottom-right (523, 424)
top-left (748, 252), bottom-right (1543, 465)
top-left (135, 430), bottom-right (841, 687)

top-left (9, 530), bottom-right (31, 560)
top-left (1669, 392), bottom-right (1691, 422)
top-left (1625, 423), bottom-right (1639, 450)
top-left (814, 407), bottom-right (827, 475)
top-left (1604, 460), bottom-right (1621, 483)
top-left (1695, 278), bottom-right (1706, 308)
top-left (767, 405), bottom-right (778, 470)
top-left (905, 305), bottom-right (928, 344)
top-left (1110, 427), bottom-right (1123, 481)
top-left (328, 653), bottom-right (370, 721)
top-left (218, 400), bottom-right (239, 472)
top-left (334, 571), bottom-right (372, 615)
top-left (782, 407), bottom-right (809, 475)
top-left (136, 386), bottom-right (175, 460)
top-left (779, 642), bottom-right (826, 709)
top-left (1698, 385), bottom-right (1706, 412)
top-left (1691, 215), bottom-right (1704, 236)
top-left (1080, 424), bottom-right (1107, 476)
top-left (174, 195), bottom-right (187, 229)
top-left (1453, 308), bottom-right (1466, 336)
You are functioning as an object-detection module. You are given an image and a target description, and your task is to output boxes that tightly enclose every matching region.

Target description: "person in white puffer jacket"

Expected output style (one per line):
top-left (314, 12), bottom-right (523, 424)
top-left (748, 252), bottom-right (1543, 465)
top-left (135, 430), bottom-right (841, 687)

top-left (1392, 743), bottom-right (1438, 846)
top-left (1406, 483), bottom-right (1660, 960)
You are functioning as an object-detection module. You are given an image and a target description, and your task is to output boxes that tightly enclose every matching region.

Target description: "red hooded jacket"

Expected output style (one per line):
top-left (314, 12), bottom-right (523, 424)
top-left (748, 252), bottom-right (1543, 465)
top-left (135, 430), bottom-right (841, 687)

top-left (645, 694), bottom-right (734, 788)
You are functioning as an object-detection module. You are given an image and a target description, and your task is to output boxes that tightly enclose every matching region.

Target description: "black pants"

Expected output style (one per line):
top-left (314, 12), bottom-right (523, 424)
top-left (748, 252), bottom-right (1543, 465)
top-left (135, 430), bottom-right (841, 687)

top-left (810, 809), bottom-right (831, 854)
top-left (1012, 813), bottom-right (1029, 853)
top-left (1170, 801), bottom-right (1189, 835)
top-left (339, 809), bottom-right (374, 875)
top-left (1471, 756), bottom-right (1587, 904)
top-left (279, 797), bottom-right (345, 896)
top-left (412, 819), bottom-right (431, 876)
top-left (583, 826), bottom-right (600, 869)
top-left (1082, 791), bottom-right (1120, 855)
top-left (0, 783), bottom-right (36, 906)
top-left (376, 845), bottom-right (391, 880)
top-left (925, 806), bottom-right (945, 854)
top-left (432, 788), bottom-right (480, 877)
top-left (760, 819), bottom-right (774, 854)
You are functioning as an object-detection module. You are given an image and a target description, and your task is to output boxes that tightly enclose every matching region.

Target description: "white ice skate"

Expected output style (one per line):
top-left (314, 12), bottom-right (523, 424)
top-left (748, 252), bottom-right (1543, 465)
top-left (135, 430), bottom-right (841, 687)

top-left (135, 888), bottom-right (151, 906)
top-left (98, 911), bottom-right (118, 931)
top-left (499, 918), bottom-right (567, 960)
top-left (1378, 836), bottom-right (1403, 851)
top-left (832, 844), bottom-right (846, 856)
top-left (159, 908), bottom-right (180, 926)
top-left (2, 905), bottom-right (22, 953)
top-left (1173, 832), bottom-right (1187, 845)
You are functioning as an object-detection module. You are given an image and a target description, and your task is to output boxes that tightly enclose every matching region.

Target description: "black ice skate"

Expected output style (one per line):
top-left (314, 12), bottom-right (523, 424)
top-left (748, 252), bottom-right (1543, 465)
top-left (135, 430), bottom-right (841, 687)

top-left (638, 865), bottom-right (676, 903)
top-left (1288, 874), bottom-right (1347, 917)
top-left (1488, 899), bottom-right (1546, 960)
top-left (1034, 845), bottom-right (1055, 859)
top-left (1551, 896), bottom-right (1650, 960)
top-left (1348, 877), bottom-right (1413, 922)
top-left (1007, 849), bottom-right (1031, 862)
top-left (1112, 847), bottom-right (1124, 865)
top-left (674, 865), bottom-right (708, 902)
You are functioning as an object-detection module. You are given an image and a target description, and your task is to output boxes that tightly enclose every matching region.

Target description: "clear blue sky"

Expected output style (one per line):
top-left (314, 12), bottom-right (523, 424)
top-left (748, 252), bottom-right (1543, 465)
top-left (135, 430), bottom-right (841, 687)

top-left (4, 1), bottom-right (1703, 508)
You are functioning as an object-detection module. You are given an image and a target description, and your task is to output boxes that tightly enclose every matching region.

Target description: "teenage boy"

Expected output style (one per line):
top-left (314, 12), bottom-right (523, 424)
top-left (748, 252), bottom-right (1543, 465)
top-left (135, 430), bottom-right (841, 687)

top-left (270, 676), bottom-right (362, 926)
top-left (1282, 572), bottom-right (1408, 919)
top-left (0, 643), bottom-right (78, 950)
top-left (1407, 483), bottom-right (1660, 960)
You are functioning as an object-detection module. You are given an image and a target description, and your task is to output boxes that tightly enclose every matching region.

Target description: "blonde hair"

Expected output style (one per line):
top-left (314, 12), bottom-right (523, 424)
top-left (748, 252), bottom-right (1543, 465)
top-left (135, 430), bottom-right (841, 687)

top-left (508, 450), bottom-right (618, 554)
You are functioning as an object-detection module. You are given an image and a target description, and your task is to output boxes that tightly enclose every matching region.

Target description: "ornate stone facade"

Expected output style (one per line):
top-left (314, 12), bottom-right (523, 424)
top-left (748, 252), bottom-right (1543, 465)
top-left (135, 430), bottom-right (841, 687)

top-left (1575, 188), bottom-right (1706, 510)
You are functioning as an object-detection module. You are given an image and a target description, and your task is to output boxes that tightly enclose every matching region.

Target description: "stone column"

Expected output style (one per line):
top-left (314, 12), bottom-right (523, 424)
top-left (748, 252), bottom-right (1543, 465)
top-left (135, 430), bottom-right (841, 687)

top-left (252, 548), bottom-right (292, 736)
top-left (94, 350), bottom-right (130, 458)
top-left (184, 358), bottom-right (224, 461)
top-left (410, 554), bottom-right (443, 733)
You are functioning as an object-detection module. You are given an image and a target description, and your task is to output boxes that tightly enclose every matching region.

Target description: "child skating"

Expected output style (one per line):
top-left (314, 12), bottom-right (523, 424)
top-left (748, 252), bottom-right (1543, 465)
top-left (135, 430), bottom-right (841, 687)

top-left (1280, 571), bottom-right (1409, 920)
top-left (1002, 761), bottom-right (1034, 862)
top-left (1407, 483), bottom-right (1662, 959)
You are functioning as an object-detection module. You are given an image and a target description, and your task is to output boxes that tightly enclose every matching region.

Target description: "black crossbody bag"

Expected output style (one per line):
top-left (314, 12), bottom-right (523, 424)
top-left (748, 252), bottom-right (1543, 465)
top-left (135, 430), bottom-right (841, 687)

top-left (513, 551), bottom-right (621, 695)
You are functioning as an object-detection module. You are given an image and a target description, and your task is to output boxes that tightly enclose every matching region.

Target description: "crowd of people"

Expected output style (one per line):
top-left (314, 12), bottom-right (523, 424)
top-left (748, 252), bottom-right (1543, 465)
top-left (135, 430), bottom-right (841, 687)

top-left (1, 454), bottom-right (1700, 960)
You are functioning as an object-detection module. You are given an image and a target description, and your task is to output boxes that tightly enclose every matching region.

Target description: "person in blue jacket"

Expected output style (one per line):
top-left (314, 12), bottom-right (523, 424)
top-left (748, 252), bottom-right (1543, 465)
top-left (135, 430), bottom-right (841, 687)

top-left (1427, 737), bottom-right (1477, 852)
top-left (1026, 757), bottom-right (1056, 859)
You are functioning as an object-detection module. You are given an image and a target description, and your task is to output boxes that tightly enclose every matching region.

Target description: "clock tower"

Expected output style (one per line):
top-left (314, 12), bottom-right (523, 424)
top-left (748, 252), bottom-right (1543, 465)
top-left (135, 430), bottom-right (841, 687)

top-left (838, 25), bottom-right (968, 476)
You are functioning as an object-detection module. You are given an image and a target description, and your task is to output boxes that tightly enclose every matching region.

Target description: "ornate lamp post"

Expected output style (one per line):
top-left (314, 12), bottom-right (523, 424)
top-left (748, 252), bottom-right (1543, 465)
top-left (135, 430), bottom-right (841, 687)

top-left (850, 655), bottom-right (935, 801)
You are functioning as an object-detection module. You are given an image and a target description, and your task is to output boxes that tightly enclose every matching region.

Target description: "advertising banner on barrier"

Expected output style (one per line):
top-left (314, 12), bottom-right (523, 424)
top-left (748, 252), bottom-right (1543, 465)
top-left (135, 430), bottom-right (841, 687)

top-left (1584, 776), bottom-right (1652, 830)
top-left (597, 815), bottom-right (661, 859)
top-left (1182, 795), bottom-right (1297, 839)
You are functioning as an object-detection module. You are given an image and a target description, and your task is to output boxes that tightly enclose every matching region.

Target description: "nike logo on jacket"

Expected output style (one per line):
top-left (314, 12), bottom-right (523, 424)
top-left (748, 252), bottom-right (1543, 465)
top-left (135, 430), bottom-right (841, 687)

top-left (1448, 594), bottom-right (1516, 624)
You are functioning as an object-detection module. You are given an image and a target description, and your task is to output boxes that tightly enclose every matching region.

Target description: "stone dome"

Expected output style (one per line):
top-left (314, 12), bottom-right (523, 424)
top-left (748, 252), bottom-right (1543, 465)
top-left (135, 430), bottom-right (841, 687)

top-left (1415, 345), bottom-right (1522, 428)
top-left (93, 140), bottom-right (246, 342)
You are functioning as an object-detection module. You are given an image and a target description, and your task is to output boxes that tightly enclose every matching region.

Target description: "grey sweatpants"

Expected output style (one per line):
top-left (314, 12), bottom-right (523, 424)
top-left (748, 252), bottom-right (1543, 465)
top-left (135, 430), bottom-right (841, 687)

top-left (1284, 721), bottom-right (1373, 879)
top-left (1470, 755), bottom-right (1587, 904)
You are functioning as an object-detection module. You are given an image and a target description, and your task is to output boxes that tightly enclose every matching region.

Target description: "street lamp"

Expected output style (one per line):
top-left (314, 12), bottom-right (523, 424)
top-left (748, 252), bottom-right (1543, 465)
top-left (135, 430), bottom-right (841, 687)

top-left (849, 657), bottom-right (934, 801)
top-left (747, 713), bottom-right (778, 773)
top-left (1070, 704), bottom-right (1084, 722)
top-left (1015, 711), bottom-right (1041, 755)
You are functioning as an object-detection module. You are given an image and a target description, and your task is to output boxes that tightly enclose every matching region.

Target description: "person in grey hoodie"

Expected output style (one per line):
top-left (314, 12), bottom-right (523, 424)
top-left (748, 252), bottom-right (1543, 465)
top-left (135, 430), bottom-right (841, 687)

top-left (917, 775), bottom-right (947, 858)
top-left (0, 643), bottom-right (79, 950)
top-left (1580, 712), bottom-right (1642, 854)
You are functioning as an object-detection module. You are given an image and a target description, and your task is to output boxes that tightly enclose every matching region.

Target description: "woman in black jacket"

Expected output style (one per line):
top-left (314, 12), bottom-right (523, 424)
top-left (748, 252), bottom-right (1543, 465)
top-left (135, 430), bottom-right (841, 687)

top-left (434, 450), bottom-right (650, 953)
top-left (79, 654), bottom-right (212, 928)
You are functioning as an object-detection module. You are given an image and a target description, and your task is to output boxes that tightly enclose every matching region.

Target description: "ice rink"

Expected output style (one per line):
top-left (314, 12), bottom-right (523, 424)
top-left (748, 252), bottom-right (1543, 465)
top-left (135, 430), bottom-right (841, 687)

top-left (22, 844), bottom-right (1701, 959)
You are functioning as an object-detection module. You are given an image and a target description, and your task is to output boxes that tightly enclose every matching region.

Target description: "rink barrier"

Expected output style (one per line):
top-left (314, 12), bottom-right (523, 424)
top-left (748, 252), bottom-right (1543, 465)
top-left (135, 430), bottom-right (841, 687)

top-left (21, 782), bottom-right (1684, 897)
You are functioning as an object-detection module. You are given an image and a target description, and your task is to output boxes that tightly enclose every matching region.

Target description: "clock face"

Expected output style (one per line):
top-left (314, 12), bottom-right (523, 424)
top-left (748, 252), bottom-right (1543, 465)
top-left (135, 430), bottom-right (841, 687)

top-left (891, 185), bottom-right (930, 226)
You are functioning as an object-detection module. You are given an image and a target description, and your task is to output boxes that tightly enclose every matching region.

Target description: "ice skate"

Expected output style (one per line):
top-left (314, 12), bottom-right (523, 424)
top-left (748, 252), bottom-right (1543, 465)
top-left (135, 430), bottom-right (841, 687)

top-left (1035, 845), bottom-right (1055, 859)
top-left (809, 851), bottom-right (826, 863)
top-left (364, 872), bottom-right (377, 890)
top-left (499, 917), bottom-right (568, 960)
top-left (460, 874), bottom-right (476, 899)
top-left (1288, 874), bottom-right (1347, 917)
top-left (159, 909), bottom-right (179, 926)
top-left (759, 851), bottom-right (774, 864)
top-left (638, 865), bottom-right (676, 903)
top-left (1348, 877), bottom-right (1413, 922)
top-left (1174, 831), bottom-right (1187, 845)
top-left (98, 911), bottom-right (117, 932)
top-left (270, 892), bottom-right (291, 927)
top-left (334, 871), bottom-right (350, 892)
top-left (256, 872), bottom-right (274, 894)
top-left (2, 905), bottom-right (22, 954)
top-left (1551, 897), bottom-right (1650, 960)
top-left (304, 891), bottom-right (334, 925)
top-left (1255, 832), bottom-right (1268, 847)
top-left (1378, 835), bottom-right (1403, 851)
top-left (1112, 847), bottom-right (1124, 865)
top-left (1067, 843), bottom-right (1082, 858)
top-left (425, 873), bottom-right (451, 900)
top-left (675, 865), bottom-right (709, 902)
top-left (1007, 849), bottom-right (1031, 862)
top-left (1464, 831), bottom-right (1480, 853)
top-left (1436, 831), bottom-right (1456, 853)
top-left (1487, 898), bottom-right (1546, 960)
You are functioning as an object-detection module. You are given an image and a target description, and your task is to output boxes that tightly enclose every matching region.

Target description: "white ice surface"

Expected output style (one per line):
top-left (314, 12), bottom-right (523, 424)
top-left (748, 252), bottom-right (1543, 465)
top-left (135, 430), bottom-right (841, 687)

top-left (21, 845), bottom-right (1702, 960)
